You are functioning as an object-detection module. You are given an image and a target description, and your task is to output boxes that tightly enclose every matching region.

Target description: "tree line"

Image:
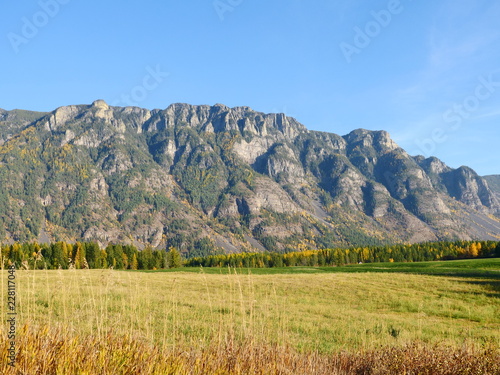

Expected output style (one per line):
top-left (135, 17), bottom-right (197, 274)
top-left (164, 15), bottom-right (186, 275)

top-left (185, 240), bottom-right (500, 268)
top-left (0, 242), bottom-right (182, 270)
top-left (1, 240), bottom-right (499, 270)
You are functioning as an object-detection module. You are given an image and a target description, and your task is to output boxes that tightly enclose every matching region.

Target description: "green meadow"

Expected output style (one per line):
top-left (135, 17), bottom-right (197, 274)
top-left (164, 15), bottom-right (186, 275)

top-left (1, 258), bottom-right (499, 373)
top-left (2, 258), bottom-right (498, 351)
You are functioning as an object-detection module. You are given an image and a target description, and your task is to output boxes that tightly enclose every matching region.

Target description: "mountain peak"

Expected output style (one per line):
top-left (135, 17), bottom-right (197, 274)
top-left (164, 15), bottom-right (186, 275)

top-left (213, 103), bottom-right (230, 110)
top-left (344, 129), bottom-right (398, 151)
top-left (91, 99), bottom-right (109, 110)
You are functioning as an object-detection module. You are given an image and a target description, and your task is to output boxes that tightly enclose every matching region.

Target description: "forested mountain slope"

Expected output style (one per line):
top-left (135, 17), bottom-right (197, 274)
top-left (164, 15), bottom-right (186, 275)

top-left (0, 100), bottom-right (498, 255)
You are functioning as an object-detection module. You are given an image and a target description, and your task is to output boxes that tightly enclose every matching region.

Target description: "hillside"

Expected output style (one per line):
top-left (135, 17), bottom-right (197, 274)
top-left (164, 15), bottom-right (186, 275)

top-left (484, 175), bottom-right (500, 201)
top-left (0, 100), bottom-right (499, 255)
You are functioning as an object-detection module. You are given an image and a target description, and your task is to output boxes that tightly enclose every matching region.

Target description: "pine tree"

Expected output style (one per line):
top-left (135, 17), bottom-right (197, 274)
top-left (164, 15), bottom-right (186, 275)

top-left (167, 247), bottom-right (182, 268)
top-left (73, 242), bottom-right (86, 269)
top-left (130, 253), bottom-right (138, 270)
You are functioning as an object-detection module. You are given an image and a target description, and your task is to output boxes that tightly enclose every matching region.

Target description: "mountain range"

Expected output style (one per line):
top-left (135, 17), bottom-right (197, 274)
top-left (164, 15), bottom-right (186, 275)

top-left (0, 100), bottom-right (499, 256)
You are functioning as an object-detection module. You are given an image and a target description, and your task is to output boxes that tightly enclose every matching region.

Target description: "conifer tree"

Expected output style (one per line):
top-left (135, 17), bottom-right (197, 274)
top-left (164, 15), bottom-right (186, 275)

top-left (130, 253), bottom-right (138, 270)
top-left (167, 246), bottom-right (182, 268)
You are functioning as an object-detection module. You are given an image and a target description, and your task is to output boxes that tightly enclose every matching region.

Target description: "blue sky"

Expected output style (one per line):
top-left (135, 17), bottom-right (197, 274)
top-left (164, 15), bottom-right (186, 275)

top-left (1, 0), bottom-right (499, 175)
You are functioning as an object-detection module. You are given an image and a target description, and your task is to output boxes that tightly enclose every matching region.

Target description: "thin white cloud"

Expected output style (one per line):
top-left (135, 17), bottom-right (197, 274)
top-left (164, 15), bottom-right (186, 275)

top-left (393, 0), bottom-right (500, 109)
top-left (391, 113), bottom-right (443, 144)
top-left (473, 108), bottom-right (500, 120)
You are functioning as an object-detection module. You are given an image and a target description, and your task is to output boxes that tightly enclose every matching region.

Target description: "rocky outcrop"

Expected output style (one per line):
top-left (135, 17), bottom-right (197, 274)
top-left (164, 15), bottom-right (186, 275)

top-left (484, 175), bottom-right (500, 198)
top-left (415, 157), bottom-right (500, 216)
top-left (443, 167), bottom-right (500, 215)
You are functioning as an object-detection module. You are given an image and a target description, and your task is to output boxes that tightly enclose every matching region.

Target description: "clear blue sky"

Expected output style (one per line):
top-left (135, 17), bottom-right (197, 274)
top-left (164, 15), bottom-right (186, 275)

top-left (1, 0), bottom-right (499, 175)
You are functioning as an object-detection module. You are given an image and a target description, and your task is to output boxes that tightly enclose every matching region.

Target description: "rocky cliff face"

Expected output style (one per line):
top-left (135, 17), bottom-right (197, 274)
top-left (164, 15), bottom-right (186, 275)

top-left (0, 101), bottom-right (498, 254)
top-left (483, 175), bottom-right (500, 207)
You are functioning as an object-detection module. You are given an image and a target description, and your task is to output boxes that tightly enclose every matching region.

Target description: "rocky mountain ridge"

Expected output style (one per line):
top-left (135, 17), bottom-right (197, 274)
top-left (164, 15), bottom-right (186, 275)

top-left (0, 100), bottom-right (498, 255)
top-left (484, 175), bottom-right (500, 202)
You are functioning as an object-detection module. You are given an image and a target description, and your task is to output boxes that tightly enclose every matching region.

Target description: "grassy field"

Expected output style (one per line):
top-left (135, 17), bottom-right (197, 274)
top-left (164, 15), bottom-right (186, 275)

top-left (158, 257), bottom-right (500, 277)
top-left (1, 258), bottom-right (499, 373)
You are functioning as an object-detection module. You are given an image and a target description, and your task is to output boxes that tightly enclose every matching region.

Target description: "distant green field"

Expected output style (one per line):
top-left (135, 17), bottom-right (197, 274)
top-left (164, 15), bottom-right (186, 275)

top-left (148, 257), bottom-right (500, 278)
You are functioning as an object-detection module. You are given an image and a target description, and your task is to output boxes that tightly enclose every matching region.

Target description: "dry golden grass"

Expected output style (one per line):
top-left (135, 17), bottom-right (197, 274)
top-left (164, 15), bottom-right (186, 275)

top-left (1, 267), bottom-right (499, 373)
top-left (0, 324), bottom-right (498, 374)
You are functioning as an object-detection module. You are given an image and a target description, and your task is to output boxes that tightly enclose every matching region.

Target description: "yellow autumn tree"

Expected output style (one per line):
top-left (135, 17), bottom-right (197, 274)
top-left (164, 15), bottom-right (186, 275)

top-left (130, 253), bottom-right (138, 270)
top-left (469, 242), bottom-right (479, 258)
